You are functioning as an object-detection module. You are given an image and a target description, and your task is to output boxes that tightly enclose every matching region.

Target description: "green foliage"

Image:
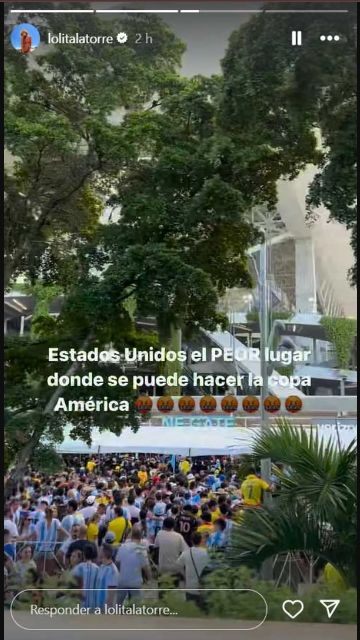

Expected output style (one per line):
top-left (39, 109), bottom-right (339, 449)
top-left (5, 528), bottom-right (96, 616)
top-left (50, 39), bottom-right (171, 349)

top-left (4, 6), bottom-right (185, 289)
top-left (104, 74), bottom-right (261, 302)
top-left (320, 316), bottom-right (357, 369)
top-left (30, 444), bottom-right (65, 474)
top-left (220, 3), bottom-right (357, 284)
top-left (72, 74), bottom-right (261, 341)
top-left (8, 565), bottom-right (356, 623)
top-left (227, 421), bottom-right (357, 586)
top-left (204, 567), bottom-right (356, 623)
top-left (4, 329), bottom-right (147, 490)
top-left (274, 364), bottom-right (294, 377)
top-left (252, 420), bottom-right (357, 522)
top-left (15, 281), bottom-right (63, 336)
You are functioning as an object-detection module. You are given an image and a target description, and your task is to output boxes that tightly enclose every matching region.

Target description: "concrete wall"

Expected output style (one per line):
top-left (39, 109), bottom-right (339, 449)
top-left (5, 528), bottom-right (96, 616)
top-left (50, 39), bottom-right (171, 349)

top-left (277, 168), bottom-right (356, 318)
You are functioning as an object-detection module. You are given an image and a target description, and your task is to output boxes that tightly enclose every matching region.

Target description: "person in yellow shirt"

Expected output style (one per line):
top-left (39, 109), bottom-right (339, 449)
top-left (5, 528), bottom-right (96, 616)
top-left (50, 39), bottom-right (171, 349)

top-left (240, 468), bottom-right (270, 507)
top-left (179, 458), bottom-right (191, 475)
top-left (196, 512), bottom-right (214, 545)
top-left (138, 466), bottom-right (148, 488)
top-left (87, 513), bottom-right (100, 543)
top-left (96, 494), bottom-right (110, 506)
top-left (323, 563), bottom-right (347, 591)
top-left (208, 499), bottom-right (221, 523)
top-left (107, 507), bottom-right (131, 544)
top-left (86, 458), bottom-right (96, 474)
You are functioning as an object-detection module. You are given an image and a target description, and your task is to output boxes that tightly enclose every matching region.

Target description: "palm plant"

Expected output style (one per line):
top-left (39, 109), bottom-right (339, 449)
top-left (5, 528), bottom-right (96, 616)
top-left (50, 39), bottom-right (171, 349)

top-left (227, 420), bottom-right (357, 587)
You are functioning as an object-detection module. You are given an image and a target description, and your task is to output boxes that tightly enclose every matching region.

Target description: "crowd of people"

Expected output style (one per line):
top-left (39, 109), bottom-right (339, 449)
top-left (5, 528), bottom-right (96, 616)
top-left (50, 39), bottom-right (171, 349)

top-left (4, 454), bottom-right (274, 610)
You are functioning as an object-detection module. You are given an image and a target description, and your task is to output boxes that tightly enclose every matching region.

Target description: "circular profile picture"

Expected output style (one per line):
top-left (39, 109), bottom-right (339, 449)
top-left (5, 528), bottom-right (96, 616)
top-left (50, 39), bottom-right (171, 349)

top-left (10, 23), bottom-right (40, 54)
top-left (242, 395), bottom-right (260, 414)
top-left (157, 395), bottom-right (174, 413)
top-left (221, 395), bottom-right (238, 413)
top-left (199, 395), bottom-right (217, 414)
top-left (178, 396), bottom-right (195, 413)
top-left (264, 395), bottom-right (281, 413)
top-left (285, 395), bottom-right (303, 413)
top-left (134, 395), bottom-right (153, 415)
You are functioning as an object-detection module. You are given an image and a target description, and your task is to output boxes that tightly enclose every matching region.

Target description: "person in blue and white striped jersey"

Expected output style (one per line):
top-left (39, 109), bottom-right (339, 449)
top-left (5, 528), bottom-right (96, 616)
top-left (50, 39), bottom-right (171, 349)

top-left (34, 507), bottom-right (69, 574)
top-left (94, 544), bottom-right (119, 610)
top-left (72, 544), bottom-right (99, 610)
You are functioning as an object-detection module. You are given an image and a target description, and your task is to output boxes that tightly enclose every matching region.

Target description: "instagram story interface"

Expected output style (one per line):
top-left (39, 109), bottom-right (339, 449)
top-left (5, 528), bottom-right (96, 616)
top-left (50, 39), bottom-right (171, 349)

top-left (3, 2), bottom-right (357, 640)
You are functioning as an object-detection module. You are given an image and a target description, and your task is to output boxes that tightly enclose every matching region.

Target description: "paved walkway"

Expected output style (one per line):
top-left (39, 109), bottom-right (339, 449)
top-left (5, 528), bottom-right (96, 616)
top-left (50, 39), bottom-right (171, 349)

top-left (6, 612), bottom-right (357, 640)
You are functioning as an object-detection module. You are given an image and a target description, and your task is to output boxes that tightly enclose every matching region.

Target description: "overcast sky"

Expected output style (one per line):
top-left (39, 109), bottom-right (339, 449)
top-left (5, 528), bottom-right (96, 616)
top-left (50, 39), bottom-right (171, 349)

top-left (92, 2), bottom-right (256, 75)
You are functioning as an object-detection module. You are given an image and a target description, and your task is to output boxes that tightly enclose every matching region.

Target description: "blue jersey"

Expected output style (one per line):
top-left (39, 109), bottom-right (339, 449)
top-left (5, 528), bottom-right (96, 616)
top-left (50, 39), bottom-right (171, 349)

top-left (4, 543), bottom-right (16, 561)
top-left (207, 531), bottom-right (226, 549)
top-left (72, 562), bottom-right (99, 610)
top-left (95, 563), bottom-right (119, 610)
top-left (35, 518), bottom-right (60, 553)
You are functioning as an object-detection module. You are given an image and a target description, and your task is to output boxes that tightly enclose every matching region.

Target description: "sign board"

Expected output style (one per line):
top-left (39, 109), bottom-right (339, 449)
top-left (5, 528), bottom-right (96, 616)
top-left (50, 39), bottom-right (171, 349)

top-left (160, 416), bottom-right (357, 430)
top-left (161, 416), bottom-right (236, 428)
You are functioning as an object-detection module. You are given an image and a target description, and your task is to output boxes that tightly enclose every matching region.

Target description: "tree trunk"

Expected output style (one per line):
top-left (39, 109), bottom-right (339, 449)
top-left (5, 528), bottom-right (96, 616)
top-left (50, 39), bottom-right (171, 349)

top-left (4, 257), bottom-right (15, 292)
top-left (4, 427), bottom-right (44, 498)
top-left (5, 333), bottom-right (93, 497)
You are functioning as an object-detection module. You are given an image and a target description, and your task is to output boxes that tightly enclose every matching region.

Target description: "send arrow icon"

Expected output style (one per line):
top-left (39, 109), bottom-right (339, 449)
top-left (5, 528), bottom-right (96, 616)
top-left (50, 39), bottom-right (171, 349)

top-left (320, 599), bottom-right (340, 618)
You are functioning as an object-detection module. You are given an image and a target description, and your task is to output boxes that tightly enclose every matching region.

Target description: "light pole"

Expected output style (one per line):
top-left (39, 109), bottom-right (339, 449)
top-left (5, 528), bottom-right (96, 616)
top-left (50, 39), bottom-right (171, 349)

top-left (339, 373), bottom-right (347, 399)
top-left (258, 237), bottom-right (274, 582)
top-left (259, 241), bottom-right (272, 484)
top-left (248, 207), bottom-right (293, 582)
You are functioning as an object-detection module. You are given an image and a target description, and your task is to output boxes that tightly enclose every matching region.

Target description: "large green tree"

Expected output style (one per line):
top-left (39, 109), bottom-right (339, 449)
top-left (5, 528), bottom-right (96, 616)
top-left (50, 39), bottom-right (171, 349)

top-left (4, 3), bottom-right (185, 289)
top-left (6, 13), bottom-right (262, 489)
top-left (220, 2), bottom-right (357, 285)
top-left (97, 75), bottom-right (262, 330)
top-left (4, 3), bottom-right (185, 489)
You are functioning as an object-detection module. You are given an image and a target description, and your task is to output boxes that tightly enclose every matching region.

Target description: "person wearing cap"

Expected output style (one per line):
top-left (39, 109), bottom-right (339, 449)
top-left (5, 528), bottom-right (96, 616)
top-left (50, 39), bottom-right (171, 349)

top-left (79, 495), bottom-right (98, 523)
top-left (102, 531), bottom-right (119, 560)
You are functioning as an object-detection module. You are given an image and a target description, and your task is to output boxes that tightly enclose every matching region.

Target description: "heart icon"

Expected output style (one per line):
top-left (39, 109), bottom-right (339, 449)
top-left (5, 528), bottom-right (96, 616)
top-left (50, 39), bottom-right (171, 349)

top-left (282, 599), bottom-right (304, 619)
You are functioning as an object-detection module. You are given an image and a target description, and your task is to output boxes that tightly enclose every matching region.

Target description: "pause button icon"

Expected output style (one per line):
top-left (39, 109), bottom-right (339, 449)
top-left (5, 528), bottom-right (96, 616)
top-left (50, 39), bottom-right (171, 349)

top-left (291, 30), bottom-right (302, 46)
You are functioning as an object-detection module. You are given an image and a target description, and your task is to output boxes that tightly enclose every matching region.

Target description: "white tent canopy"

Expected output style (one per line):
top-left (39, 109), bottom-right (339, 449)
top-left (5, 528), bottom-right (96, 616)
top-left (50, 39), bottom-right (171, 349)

top-left (55, 421), bottom-right (356, 457)
top-left (56, 426), bottom-right (256, 456)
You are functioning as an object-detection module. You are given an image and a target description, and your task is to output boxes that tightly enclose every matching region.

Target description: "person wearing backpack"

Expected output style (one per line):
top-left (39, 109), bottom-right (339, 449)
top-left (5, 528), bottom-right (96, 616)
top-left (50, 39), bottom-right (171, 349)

top-left (176, 531), bottom-right (210, 609)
